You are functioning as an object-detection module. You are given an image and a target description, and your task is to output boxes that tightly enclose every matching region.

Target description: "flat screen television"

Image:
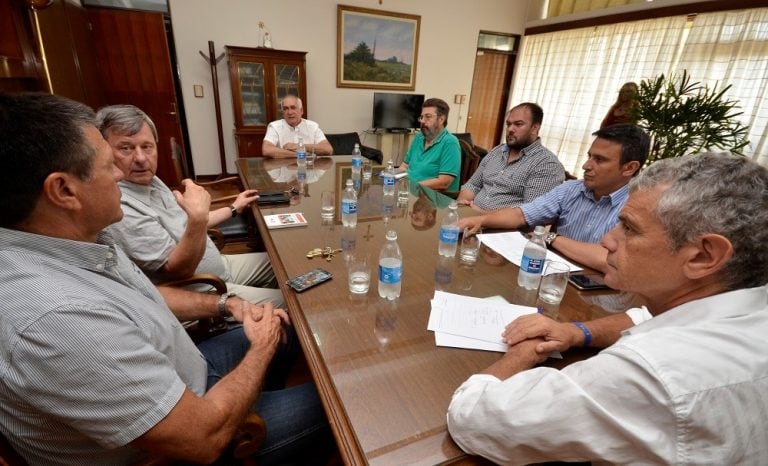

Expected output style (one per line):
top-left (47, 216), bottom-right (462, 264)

top-left (372, 92), bottom-right (424, 132)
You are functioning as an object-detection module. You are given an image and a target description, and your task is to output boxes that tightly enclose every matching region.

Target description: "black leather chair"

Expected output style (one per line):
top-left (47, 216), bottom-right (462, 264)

top-left (452, 133), bottom-right (488, 159)
top-left (325, 132), bottom-right (383, 164)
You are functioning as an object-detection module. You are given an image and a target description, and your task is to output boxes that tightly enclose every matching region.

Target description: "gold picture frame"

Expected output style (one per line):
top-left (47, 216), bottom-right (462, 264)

top-left (336, 4), bottom-right (420, 91)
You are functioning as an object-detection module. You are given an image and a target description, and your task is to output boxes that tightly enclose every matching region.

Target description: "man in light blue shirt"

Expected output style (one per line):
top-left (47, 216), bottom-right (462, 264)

top-left (460, 124), bottom-right (649, 271)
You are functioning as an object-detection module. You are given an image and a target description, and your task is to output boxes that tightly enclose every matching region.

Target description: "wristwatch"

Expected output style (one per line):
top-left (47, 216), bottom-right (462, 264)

top-left (217, 292), bottom-right (236, 318)
top-left (229, 204), bottom-right (238, 218)
top-left (544, 232), bottom-right (558, 247)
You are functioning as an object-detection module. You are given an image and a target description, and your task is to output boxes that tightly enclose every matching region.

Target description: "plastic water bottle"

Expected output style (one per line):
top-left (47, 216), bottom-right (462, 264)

top-left (382, 159), bottom-right (396, 196)
top-left (518, 225), bottom-right (547, 290)
top-left (438, 201), bottom-right (460, 257)
top-left (296, 137), bottom-right (307, 168)
top-left (351, 143), bottom-right (362, 181)
top-left (341, 179), bottom-right (358, 227)
top-left (378, 230), bottom-right (402, 300)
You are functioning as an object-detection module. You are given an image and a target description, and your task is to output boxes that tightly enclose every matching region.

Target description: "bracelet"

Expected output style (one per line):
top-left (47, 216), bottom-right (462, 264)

top-left (217, 292), bottom-right (236, 318)
top-left (572, 322), bottom-right (592, 347)
top-left (229, 204), bottom-right (237, 218)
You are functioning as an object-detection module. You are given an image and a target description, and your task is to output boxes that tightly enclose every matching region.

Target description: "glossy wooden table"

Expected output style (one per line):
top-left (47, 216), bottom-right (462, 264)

top-left (237, 157), bottom-right (639, 465)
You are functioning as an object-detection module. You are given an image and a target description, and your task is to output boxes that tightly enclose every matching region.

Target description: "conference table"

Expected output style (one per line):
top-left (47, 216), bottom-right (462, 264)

top-left (237, 156), bottom-right (641, 465)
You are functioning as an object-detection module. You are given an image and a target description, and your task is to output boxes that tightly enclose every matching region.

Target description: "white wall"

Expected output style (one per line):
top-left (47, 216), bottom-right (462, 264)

top-left (169, 0), bottom-right (525, 175)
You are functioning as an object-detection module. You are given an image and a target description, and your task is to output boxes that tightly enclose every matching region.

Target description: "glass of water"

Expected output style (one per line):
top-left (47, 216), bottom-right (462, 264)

top-left (362, 158), bottom-right (373, 180)
top-left (459, 227), bottom-right (482, 264)
top-left (538, 260), bottom-right (570, 305)
top-left (397, 177), bottom-right (410, 203)
top-left (321, 191), bottom-right (335, 219)
top-left (348, 255), bottom-right (371, 294)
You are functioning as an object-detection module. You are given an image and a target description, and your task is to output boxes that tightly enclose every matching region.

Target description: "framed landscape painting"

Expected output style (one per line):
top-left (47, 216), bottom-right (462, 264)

top-left (337, 5), bottom-right (420, 90)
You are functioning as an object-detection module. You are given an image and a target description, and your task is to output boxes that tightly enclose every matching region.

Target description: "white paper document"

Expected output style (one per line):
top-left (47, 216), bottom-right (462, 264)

top-left (478, 232), bottom-right (584, 273)
top-left (428, 291), bottom-right (538, 352)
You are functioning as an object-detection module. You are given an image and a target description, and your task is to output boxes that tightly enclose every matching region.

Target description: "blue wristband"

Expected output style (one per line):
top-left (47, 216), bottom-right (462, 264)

top-left (572, 322), bottom-right (592, 347)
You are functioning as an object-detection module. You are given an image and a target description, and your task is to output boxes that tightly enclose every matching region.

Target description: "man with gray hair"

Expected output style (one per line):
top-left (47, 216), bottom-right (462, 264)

top-left (448, 152), bottom-right (768, 464)
top-left (262, 94), bottom-right (333, 158)
top-left (97, 104), bottom-right (283, 308)
top-left (0, 93), bottom-right (330, 465)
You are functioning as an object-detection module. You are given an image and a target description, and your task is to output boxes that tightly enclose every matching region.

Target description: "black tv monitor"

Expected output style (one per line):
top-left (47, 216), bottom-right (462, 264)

top-left (372, 92), bottom-right (424, 132)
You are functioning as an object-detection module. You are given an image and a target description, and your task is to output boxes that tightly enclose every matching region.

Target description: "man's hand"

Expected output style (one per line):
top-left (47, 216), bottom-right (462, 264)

top-left (232, 189), bottom-right (259, 213)
top-left (458, 215), bottom-right (484, 234)
top-left (282, 142), bottom-right (299, 152)
top-left (503, 314), bottom-right (583, 354)
top-left (481, 337), bottom-right (549, 380)
top-left (227, 298), bottom-right (291, 343)
top-left (173, 179), bottom-right (211, 225)
top-left (241, 302), bottom-right (282, 355)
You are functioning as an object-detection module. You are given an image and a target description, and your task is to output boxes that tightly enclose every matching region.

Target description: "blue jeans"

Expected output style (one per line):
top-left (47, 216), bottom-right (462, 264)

top-left (197, 326), bottom-right (334, 466)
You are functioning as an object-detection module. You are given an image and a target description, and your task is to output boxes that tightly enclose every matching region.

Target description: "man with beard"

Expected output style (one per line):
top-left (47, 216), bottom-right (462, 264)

top-left (459, 124), bottom-right (649, 272)
top-left (457, 103), bottom-right (564, 212)
top-left (400, 98), bottom-right (461, 191)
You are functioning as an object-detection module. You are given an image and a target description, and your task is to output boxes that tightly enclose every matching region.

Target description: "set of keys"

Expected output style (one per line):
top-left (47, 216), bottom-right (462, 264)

top-left (306, 247), bottom-right (343, 261)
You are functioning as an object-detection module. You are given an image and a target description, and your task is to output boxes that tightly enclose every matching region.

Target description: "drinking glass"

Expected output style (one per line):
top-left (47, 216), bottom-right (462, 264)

top-left (348, 255), bottom-right (371, 294)
top-left (396, 177), bottom-right (410, 203)
top-left (321, 191), bottom-right (335, 219)
top-left (459, 227), bottom-right (482, 264)
top-left (362, 158), bottom-right (373, 180)
top-left (537, 261), bottom-right (570, 305)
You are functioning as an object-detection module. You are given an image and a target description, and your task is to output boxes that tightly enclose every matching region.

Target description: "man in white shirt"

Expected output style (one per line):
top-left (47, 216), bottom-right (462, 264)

top-left (262, 95), bottom-right (333, 158)
top-left (448, 152), bottom-right (768, 465)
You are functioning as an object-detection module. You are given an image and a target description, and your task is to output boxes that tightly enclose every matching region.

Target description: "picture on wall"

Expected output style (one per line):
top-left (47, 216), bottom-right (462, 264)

top-left (337, 4), bottom-right (421, 91)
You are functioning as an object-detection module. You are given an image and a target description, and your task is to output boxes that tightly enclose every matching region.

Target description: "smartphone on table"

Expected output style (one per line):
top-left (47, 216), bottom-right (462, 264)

top-left (568, 273), bottom-right (611, 291)
top-left (286, 268), bottom-right (333, 292)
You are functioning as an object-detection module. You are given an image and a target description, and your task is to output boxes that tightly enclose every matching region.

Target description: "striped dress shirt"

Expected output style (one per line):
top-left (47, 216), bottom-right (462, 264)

top-left (520, 180), bottom-right (629, 243)
top-left (461, 139), bottom-right (564, 211)
top-left (0, 227), bottom-right (206, 465)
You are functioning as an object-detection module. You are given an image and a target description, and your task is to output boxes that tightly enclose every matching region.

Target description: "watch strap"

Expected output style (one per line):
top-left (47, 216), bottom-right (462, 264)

top-left (229, 204), bottom-right (238, 218)
top-left (545, 232), bottom-right (558, 246)
top-left (217, 292), bottom-right (236, 318)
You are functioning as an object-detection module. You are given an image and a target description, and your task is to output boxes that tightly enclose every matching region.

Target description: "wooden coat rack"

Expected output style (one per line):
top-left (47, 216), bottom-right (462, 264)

top-left (199, 40), bottom-right (230, 177)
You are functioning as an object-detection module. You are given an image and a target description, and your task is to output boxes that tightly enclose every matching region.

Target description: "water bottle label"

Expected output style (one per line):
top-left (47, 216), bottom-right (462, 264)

top-left (297, 151), bottom-right (306, 160)
top-left (521, 256), bottom-right (544, 274)
top-left (383, 175), bottom-right (395, 187)
top-left (439, 227), bottom-right (459, 244)
top-left (342, 200), bottom-right (357, 214)
top-left (352, 158), bottom-right (362, 168)
top-left (379, 265), bottom-right (402, 284)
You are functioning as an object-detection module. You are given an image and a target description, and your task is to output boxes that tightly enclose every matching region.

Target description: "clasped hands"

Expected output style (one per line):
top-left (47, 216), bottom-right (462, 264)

top-left (503, 313), bottom-right (584, 356)
top-left (225, 297), bottom-right (291, 345)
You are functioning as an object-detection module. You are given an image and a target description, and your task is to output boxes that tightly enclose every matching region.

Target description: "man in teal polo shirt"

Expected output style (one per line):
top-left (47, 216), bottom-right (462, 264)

top-left (400, 97), bottom-right (461, 192)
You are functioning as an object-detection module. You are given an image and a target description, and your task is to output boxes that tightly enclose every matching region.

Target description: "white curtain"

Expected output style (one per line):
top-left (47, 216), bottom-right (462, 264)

top-left (511, 16), bottom-right (688, 174)
top-left (678, 8), bottom-right (768, 166)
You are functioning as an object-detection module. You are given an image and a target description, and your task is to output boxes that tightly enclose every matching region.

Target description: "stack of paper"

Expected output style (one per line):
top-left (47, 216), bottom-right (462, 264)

top-left (427, 291), bottom-right (538, 352)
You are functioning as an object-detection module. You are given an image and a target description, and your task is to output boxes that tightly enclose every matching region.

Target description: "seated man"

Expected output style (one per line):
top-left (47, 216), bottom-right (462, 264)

top-left (457, 102), bottom-right (564, 212)
top-left (97, 105), bottom-right (283, 307)
top-left (0, 93), bottom-right (331, 465)
top-left (448, 152), bottom-right (768, 464)
top-left (400, 97), bottom-right (461, 192)
top-left (261, 95), bottom-right (333, 158)
top-left (459, 124), bottom-right (649, 271)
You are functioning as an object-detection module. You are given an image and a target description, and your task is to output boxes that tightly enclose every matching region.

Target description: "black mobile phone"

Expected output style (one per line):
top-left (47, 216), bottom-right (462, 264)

top-left (286, 268), bottom-right (333, 292)
top-left (257, 191), bottom-right (290, 205)
top-left (568, 273), bottom-right (611, 291)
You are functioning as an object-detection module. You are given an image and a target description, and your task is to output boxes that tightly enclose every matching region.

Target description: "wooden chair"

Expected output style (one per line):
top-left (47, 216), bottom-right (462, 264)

top-left (325, 132), bottom-right (383, 163)
top-left (452, 132), bottom-right (489, 159)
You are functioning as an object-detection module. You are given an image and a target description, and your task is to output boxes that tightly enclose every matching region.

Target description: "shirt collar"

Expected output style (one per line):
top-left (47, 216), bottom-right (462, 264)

top-left (622, 286), bottom-right (768, 336)
top-left (578, 181), bottom-right (629, 206)
top-left (118, 177), bottom-right (164, 206)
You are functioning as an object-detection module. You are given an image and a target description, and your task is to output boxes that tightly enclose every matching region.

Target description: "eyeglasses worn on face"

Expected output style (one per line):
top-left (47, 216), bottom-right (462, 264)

top-left (418, 113), bottom-right (438, 122)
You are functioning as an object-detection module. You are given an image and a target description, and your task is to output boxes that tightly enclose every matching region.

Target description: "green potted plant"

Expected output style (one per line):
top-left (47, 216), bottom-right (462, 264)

top-left (631, 70), bottom-right (750, 165)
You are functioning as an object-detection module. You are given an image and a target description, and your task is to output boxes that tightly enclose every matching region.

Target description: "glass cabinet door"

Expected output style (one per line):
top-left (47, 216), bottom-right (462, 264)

top-left (273, 64), bottom-right (301, 114)
top-left (237, 62), bottom-right (266, 126)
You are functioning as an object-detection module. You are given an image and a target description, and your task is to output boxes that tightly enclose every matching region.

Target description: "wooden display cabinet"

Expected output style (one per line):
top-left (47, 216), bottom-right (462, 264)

top-left (226, 46), bottom-right (307, 157)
